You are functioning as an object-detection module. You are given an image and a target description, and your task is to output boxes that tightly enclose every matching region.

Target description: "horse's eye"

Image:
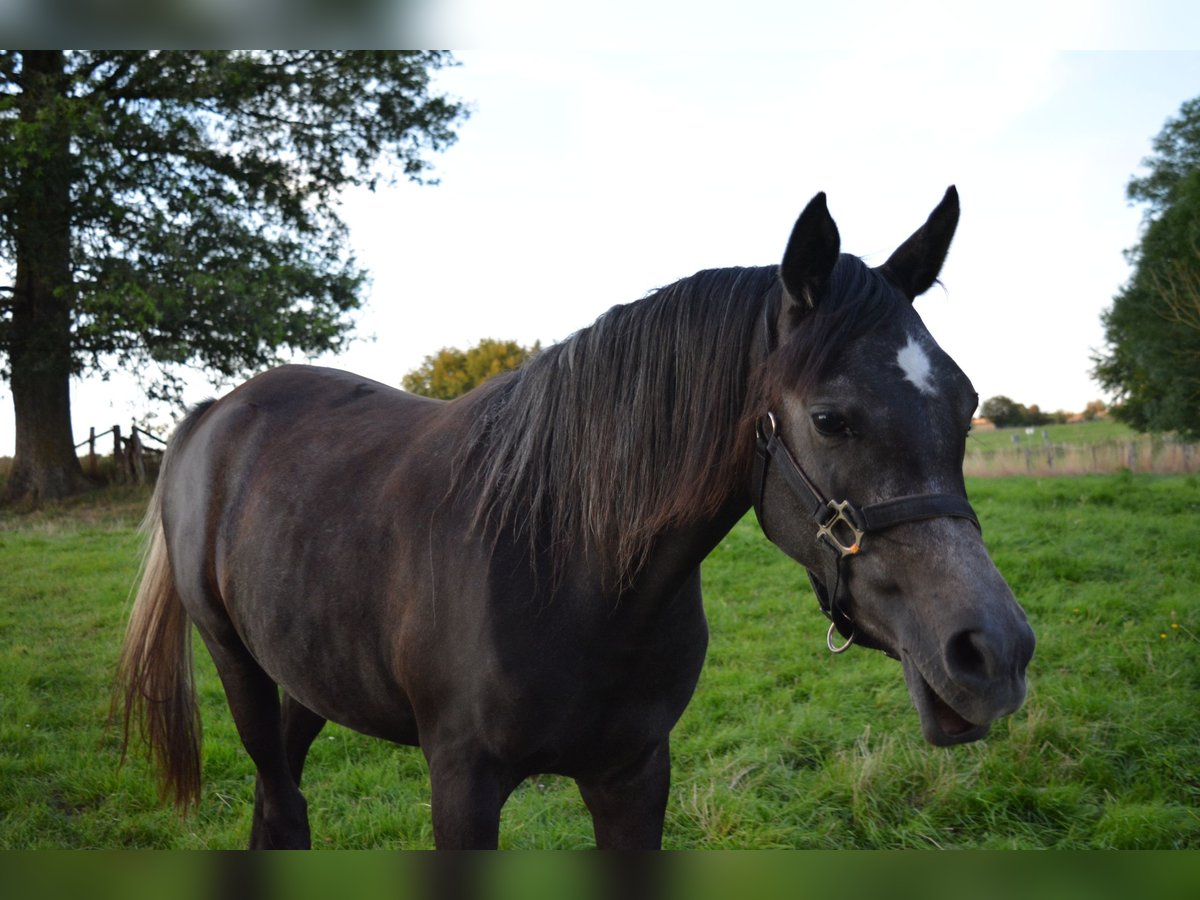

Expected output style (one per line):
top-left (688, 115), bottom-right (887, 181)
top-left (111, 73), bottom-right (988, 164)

top-left (812, 411), bottom-right (850, 437)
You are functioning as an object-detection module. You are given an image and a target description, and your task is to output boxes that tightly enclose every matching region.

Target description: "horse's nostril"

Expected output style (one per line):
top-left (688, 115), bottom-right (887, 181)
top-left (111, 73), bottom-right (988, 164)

top-left (946, 629), bottom-right (991, 681)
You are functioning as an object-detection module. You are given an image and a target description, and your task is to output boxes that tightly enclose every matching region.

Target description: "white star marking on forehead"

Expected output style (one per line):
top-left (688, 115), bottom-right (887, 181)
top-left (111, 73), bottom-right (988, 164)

top-left (896, 337), bottom-right (937, 396)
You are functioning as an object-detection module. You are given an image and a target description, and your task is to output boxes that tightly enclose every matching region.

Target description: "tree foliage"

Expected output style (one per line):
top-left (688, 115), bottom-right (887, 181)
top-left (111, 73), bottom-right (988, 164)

top-left (979, 396), bottom-right (1024, 428)
top-left (1, 50), bottom-right (463, 395)
top-left (1095, 96), bottom-right (1200, 439)
top-left (0, 51), bottom-right (465, 502)
top-left (1126, 97), bottom-right (1200, 217)
top-left (402, 338), bottom-right (541, 400)
top-left (979, 395), bottom-right (1061, 428)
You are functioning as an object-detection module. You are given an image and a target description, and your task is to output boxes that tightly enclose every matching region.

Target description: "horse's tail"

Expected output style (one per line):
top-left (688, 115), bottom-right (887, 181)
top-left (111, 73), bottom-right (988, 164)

top-left (115, 403), bottom-right (213, 809)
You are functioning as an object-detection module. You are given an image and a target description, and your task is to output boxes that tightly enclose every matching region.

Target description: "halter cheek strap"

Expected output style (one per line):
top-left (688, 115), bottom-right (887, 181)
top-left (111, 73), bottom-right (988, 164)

top-left (751, 411), bottom-right (980, 654)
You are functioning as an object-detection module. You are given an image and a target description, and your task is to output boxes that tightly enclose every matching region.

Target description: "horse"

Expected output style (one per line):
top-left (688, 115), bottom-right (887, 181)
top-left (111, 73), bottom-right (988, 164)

top-left (117, 187), bottom-right (1035, 849)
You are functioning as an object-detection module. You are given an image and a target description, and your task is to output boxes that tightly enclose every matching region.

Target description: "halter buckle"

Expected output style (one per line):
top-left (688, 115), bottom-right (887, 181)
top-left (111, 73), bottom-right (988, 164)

top-left (816, 500), bottom-right (865, 558)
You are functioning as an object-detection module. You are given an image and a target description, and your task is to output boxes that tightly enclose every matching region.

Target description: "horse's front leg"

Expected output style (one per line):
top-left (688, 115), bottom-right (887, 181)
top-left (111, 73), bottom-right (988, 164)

top-left (425, 745), bottom-right (518, 849)
top-left (576, 739), bottom-right (672, 849)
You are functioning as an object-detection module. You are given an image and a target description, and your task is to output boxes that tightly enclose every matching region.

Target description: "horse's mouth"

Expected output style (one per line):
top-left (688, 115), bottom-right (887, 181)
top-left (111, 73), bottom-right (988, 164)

top-left (901, 654), bottom-right (991, 747)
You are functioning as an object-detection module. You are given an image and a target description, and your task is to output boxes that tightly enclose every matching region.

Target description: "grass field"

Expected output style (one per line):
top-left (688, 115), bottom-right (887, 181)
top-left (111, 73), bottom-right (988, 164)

top-left (1, 474), bottom-right (1198, 848)
top-left (968, 419), bottom-right (1139, 453)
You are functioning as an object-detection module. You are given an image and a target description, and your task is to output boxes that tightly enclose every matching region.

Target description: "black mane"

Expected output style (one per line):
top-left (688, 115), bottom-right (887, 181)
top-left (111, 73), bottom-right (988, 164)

top-left (458, 265), bottom-right (778, 586)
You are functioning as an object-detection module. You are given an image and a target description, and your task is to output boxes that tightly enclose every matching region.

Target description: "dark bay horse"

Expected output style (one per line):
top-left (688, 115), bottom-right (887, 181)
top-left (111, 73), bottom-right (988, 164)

top-left (118, 188), bottom-right (1034, 848)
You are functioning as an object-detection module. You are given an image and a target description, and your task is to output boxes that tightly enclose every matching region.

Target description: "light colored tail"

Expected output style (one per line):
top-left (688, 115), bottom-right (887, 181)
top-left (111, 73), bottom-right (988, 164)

top-left (115, 478), bottom-right (202, 809)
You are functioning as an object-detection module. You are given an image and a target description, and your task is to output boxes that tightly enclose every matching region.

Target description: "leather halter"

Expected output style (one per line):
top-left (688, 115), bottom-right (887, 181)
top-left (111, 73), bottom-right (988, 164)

top-left (751, 411), bottom-right (980, 654)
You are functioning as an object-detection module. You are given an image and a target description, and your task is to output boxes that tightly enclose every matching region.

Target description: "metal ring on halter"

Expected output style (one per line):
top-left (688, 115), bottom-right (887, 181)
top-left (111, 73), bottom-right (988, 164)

top-left (756, 410), bottom-right (777, 441)
top-left (827, 620), bottom-right (855, 653)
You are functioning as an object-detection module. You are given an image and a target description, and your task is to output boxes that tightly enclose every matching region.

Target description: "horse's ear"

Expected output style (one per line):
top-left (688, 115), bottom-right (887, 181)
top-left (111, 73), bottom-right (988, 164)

top-left (878, 185), bottom-right (960, 301)
top-left (779, 192), bottom-right (840, 324)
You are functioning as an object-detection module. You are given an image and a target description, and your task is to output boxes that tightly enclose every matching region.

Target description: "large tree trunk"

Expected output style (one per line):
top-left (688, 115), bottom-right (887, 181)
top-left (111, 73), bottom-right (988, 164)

top-left (4, 51), bottom-right (89, 505)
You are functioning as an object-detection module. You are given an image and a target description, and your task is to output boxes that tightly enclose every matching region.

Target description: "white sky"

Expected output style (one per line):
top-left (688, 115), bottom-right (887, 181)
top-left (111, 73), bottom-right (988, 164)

top-left (3, 8), bottom-right (1200, 453)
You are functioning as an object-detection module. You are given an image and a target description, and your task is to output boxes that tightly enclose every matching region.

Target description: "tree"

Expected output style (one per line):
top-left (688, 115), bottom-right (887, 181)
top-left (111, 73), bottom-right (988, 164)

top-left (979, 395), bottom-right (1026, 428)
top-left (402, 338), bottom-right (541, 400)
top-left (1125, 97), bottom-right (1200, 217)
top-left (1094, 97), bottom-right (1200, 439)
top-left (978, 395), bottom-right (1059, 428)
top-left (0, 51), bottom-right (465, 503)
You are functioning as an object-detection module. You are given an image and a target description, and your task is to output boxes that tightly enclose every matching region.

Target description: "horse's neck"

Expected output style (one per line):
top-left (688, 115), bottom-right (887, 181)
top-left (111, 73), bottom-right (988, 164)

top-left (629, 493), bottom-right (752, 603)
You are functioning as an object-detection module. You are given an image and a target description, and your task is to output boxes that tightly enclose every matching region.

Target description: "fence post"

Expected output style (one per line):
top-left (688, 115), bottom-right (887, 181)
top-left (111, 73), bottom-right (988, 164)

top-left (128, 424), bottom-right (146, 484)
top-left (112, 425), bottom-right (124, 483)
top-left (88, 426), bottom-right (97, 476)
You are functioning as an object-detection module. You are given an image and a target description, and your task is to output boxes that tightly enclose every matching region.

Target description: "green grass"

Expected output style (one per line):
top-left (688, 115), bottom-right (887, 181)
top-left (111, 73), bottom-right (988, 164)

top-left (966, 419), bottom-right (1138, 454)
top-left (1, 475), bottom-right (1198, 848)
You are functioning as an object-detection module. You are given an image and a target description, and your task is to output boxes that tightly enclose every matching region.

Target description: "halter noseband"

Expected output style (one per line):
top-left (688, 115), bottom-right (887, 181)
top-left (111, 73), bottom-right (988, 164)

top-left (751, 411), bottom-right (980, 654)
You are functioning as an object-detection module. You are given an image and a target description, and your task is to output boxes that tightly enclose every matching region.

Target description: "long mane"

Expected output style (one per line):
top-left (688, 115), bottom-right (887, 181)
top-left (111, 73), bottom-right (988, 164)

top-left (456, 265), bottom-right (779, 587)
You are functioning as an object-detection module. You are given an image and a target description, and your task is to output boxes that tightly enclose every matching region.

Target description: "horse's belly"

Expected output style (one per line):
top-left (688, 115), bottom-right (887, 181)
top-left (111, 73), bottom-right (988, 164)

top-left (287, 678), bottom-right (420, 746)
top-left (231, 589), bottom-right (421, 744)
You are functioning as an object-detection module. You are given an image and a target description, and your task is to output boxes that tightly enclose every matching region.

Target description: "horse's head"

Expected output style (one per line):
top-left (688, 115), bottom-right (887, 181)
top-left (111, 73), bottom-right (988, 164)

top-left (754, 188), bottom-right (1035, 746)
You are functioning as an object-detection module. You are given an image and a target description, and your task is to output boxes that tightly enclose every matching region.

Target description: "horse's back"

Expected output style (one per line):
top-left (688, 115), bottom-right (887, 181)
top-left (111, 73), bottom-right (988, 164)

top-left (162, 365), bottom-right (452, 543)
top-left (202, 363), bottom-right (442, 441)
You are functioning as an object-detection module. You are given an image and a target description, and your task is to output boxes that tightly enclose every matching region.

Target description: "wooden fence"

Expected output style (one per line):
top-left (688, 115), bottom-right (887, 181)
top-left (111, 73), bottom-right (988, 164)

top-left (74, 423), bottom-right (166, 484)
top-left (964, 435), bottom-right (1197, 477)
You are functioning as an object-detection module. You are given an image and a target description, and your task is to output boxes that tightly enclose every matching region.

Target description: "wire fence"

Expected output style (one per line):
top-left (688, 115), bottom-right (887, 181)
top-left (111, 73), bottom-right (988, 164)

top-left (964, 434), bottom-right (1196, 477)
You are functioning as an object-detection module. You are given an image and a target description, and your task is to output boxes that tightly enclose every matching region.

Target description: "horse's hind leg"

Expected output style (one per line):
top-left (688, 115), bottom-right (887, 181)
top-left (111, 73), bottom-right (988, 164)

top-left (197, 632), bottom-right (313, 849)
top-left (281, 691), bottom-right (326, 784)
top-left (247, 692), bottom-right (326, 847)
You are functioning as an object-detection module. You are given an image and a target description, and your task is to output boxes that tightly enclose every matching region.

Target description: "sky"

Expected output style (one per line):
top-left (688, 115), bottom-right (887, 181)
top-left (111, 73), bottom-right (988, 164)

top-left (3, 9), bottom-right (1200, 453)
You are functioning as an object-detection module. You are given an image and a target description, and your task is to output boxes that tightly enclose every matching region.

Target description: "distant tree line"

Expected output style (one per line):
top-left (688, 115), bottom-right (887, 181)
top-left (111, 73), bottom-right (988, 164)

top-left (979, 397), bottom-right (1107, 429)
